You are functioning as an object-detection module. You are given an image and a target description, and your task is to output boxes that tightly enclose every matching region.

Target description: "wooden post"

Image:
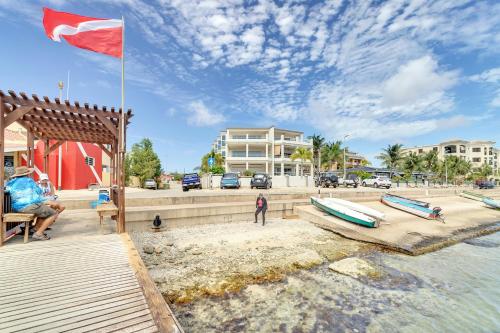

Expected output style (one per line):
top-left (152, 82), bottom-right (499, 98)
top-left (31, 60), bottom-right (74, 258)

top-left (0, 97), bottom-right (5, 246)
top-left (43, 139), bottom-right (50, 173)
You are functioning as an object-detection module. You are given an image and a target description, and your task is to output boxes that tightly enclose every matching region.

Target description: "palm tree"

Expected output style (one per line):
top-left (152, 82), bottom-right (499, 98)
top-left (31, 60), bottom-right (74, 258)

top-left (308, 134), bottom-right (325, 176)
top-left (291, 147), bottom-right (313, 176)
top-left (321, 141), bottom-right (343, 170)
top-left (477, 163), bottom-right (493, 178)
top-left (422, 150), bottom-right (439, 174)
top-left (403, 152), bottom-right (423, 178)
top-left (377, 144), bottom-right (405, 178)
top-left (201, 150), bottom-right (224, 173)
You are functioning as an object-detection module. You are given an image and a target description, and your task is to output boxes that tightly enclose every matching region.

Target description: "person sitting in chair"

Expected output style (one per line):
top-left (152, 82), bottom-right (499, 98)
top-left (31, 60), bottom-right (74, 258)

top-left (6, 166), bottom-right (65, 241)
top-left (38, 173), bottom-right (58, 201)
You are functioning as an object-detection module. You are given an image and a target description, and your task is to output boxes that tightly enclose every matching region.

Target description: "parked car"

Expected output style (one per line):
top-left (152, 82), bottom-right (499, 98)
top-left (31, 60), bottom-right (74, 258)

top-left (220, 173), bottom-right (241, 189)
top-left (250, 173), bottom-right (272, 189)
top-left (362, 175), bottom-right (392, 189)
top-left (476, 180), bottom-right (495, 189)
top-left (182, 173), bottom-right (202, 192)
top-left (341, 173), bottom-right (360, 188)
top-left (144, 179), bottom-right (157, 190)
top-left (316, 172), bottom-right (339, 188)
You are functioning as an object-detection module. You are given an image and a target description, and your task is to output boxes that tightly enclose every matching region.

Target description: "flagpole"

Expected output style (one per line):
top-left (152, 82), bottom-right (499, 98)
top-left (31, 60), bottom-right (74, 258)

top-left (118, 15), bottom-right (126, 233)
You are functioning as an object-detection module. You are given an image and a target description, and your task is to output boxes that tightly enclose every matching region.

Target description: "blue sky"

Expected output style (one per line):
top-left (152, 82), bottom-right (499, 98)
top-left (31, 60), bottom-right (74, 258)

top-left (0, 0), bottom-right (499, 171)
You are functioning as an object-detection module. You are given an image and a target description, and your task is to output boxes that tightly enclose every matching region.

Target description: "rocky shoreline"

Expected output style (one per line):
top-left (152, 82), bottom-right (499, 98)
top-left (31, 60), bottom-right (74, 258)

top-left (131, 218), bottom-right (377, 304)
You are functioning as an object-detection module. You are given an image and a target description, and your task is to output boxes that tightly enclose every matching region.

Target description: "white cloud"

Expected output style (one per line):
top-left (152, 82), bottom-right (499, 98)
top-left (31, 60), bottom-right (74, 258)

top-left (186, 101), bottom-right (225, 127)
top-left (382, 55), bottom-right (458, 107)
top-left (470, 67), bottom-right (500, 83)
top-left (470, 67), bottom-right (500, 108)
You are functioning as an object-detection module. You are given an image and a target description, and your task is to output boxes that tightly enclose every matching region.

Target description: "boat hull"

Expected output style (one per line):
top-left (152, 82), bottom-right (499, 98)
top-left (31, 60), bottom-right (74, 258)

top-left (311, 197), bottom-right (379, 228)
top-left (322, 197), bottom-right (385, 220)
top-left (483, 198), bottom-right (500, 210)
top-left (381, 195), bottom-right (441, 220)
top-left (460, 191), bottom-right (486, 202)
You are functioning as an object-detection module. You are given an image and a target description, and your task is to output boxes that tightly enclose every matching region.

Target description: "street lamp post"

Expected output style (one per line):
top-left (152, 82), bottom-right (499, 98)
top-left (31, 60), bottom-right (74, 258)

top-left (343, 134), bottom-right (350, 180)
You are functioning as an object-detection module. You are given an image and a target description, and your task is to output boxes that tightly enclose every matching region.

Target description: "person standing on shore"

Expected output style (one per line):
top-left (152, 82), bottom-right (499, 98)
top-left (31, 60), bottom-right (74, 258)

top-left (255, 193), bottom-right (268, 226)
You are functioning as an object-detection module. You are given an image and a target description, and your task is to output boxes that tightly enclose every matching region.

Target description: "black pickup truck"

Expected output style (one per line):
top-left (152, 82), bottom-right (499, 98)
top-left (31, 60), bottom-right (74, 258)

top-left (316, 172), bottom-right (339, 188)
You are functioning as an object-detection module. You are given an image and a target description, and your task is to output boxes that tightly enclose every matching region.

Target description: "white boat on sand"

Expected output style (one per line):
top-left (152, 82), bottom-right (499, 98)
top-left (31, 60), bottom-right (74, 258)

top-left (322, 197), bottom-right (385, 220)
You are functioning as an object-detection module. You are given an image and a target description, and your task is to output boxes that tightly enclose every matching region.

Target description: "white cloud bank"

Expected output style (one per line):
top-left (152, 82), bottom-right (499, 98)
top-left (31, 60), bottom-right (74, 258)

top-left (306, 55), bottom-right (460, 140)
top-left (187, 101), bottom-right (225, 127)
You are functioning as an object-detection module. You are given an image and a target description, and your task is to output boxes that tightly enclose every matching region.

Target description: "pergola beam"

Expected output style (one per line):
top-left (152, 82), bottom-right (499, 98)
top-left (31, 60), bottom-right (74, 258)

top-left (4, 106), bottom-right (33, 127)
top-left (0, 90), bottom-right (133, 239)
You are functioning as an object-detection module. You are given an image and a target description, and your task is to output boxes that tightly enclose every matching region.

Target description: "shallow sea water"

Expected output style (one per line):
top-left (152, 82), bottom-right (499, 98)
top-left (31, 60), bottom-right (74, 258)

top-left (172, 232), bottom-right (500, 333)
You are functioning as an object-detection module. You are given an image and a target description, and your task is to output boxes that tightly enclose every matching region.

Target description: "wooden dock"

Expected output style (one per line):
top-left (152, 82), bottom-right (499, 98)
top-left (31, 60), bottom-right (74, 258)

top-left (0, 234), bottom-right (183, 333)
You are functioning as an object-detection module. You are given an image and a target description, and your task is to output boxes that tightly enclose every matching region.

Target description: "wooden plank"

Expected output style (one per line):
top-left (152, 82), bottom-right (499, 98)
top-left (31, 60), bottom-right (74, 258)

top-left (121, 234), bottom-right (184, 333)
top-left (2, 292), bottom-right (146, 325)
top-left (0, 274), bottom-right (137, 304)
top-left (4, 105), bottom-right (33, 127)
top-left (0, 285), bottom-right (142, 316)
top-left (63, 309), bottom-right (153, 333)
top-left (0, 269), bottom-right (134, 296)
top-left (95, 314), bottom-right (156, 333)
top-left (7, 301), bottom-right (149, 333)
top-left (0, 287), bottom-right (142, 319)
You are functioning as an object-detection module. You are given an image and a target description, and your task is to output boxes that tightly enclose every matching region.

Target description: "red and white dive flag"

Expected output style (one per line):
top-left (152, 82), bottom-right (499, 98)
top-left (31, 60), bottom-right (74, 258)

top-left (42, 7), bottom-right (123, 58)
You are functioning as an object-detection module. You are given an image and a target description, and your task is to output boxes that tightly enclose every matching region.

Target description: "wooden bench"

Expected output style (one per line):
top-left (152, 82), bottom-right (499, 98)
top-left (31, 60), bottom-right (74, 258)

top-left (96, 202), bottom-right (118, 226)
top-left (1, 191), bottom-right (38, 246)
top-left (1, 213), bottom-right (37, 246)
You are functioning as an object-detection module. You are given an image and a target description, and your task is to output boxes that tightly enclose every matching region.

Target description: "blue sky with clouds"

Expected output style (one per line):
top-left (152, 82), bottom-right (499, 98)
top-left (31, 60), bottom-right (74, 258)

top-left (0, 0), bottom-right (499, 171)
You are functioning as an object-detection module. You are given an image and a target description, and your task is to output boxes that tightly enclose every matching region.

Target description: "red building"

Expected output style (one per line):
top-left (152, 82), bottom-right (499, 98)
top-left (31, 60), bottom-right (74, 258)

top-left (5, 123), bottom-right (104, 190)
top-left (32, 141), bottom-right (103, 190)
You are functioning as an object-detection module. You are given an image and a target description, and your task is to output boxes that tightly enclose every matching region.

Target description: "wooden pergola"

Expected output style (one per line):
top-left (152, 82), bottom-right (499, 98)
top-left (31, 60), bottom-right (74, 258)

top-left (0, 90), bottom-right (132, 233)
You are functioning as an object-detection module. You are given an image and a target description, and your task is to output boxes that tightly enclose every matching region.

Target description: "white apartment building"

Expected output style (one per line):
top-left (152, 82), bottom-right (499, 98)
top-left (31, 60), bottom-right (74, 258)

top-left (402, 140), bottom-right (499, 173)
top-left (212, 127), bottom-right (313, 176)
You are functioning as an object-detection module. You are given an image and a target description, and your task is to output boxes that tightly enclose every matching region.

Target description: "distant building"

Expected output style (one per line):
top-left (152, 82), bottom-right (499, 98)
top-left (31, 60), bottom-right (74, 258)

top-left (345, 152), bottom-right (368, 168)
top-left (402, 140), bottom-right (499, 173)
top-left (212, 127), bottom-right (313, 176)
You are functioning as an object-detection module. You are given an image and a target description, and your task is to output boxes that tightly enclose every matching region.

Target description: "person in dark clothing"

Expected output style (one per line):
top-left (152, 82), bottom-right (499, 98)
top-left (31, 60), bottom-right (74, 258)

top-left (255, 193), bottom-right (267, 226)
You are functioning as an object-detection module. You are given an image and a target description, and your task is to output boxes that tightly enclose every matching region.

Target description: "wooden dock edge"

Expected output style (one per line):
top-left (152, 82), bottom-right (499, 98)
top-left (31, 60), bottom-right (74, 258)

top-left (120, 233), bottom-right (184, 333)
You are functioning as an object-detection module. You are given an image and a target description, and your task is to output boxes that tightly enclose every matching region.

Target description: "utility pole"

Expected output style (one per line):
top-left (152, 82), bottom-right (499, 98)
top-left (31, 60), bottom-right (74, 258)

top-left (343, 134), bottom-right (350, 180)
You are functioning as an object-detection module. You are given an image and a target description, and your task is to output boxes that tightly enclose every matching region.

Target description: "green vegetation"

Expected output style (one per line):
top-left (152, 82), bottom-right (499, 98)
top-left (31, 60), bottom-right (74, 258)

top-left (200, 150), bottom-right (225, 174)
top-left (321, 140), bottom-right (344, 171)
top-left (377, 144), bottom-right (405, 177)
top-left (378, 143), bottom-right (495, 184)
top-left (127, 138), bottom-right (162, 187)
top-left (308, 134), bottom-right (325, 175)
top-left (242, 169), bottom-right (254, 176)
top-left (291, 147), bottom-right (313, 176)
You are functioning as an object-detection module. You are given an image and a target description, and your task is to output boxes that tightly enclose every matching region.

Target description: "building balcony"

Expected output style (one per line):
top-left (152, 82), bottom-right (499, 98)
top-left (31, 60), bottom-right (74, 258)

top-left (226, 156), bottom-right (269, 162)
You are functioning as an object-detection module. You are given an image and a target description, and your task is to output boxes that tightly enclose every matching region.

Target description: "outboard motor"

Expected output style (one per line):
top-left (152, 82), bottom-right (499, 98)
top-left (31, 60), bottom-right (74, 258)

top-left (432, 207), bottom-right (444, 223)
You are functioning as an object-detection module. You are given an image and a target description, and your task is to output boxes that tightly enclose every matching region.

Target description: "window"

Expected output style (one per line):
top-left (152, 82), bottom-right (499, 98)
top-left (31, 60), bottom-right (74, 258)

top-left (85, 156), bottom-right (95, 166)
top-left (418, 149), bottom-right (423, 154)
top-left (472, 147), bottom-right (481, 152)
top-left (433, 147), bottom-right (438, 151)
top-left (232, 151), bottom-right (246, 157)
top-left (472, 158), bottom-right (481, 162)
top-left (102, 165), bottom-right (109, 172)
top-left (222, 151), bottom-right (226, 157)
top-left (221, 135), bottom-right (226, 140)
top-left (248, 151), bottom-right (265, 157)
top-left (459, 145), bottom-right (466, 153)
top-left (444, 145), bottom-right (456, 154)
top-left (248, 135), bottom-right (263, 139)
top-left (232, 135), bottom-right (246, 140)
